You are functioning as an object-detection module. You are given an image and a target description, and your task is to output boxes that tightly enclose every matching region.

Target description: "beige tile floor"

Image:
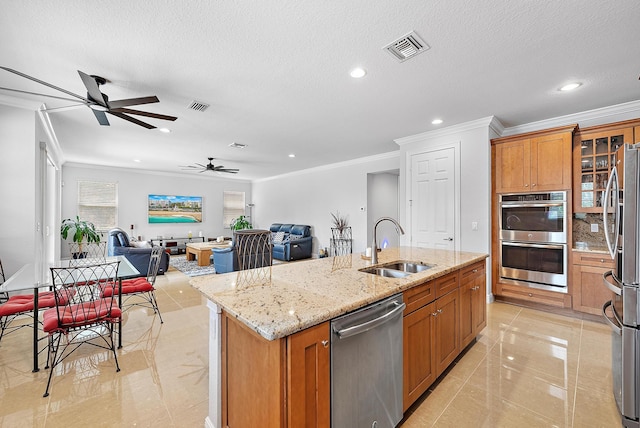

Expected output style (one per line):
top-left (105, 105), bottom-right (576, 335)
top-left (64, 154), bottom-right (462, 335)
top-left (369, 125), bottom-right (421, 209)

top-left (0, 268), bottom-right (623, 427)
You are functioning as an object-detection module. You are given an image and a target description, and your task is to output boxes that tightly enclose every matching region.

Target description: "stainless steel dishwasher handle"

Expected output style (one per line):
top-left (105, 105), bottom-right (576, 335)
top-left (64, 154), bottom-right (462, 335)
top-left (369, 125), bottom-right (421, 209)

top-left (334, 301), bottom-right (406, 339)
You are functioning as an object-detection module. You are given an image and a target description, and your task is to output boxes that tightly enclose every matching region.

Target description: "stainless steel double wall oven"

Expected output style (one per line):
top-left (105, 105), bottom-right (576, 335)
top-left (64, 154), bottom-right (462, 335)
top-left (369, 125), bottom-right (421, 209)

top-left (499, 191), bottom-right (568, 291)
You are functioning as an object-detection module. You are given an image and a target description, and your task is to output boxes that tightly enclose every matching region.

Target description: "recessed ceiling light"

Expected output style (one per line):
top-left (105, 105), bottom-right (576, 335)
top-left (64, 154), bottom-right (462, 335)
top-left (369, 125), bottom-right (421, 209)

top-left (350, 68), bottom-right (366, 78)
top-left (288, 154), bottom-right (296, 158)
top-left (432, 119), bottom-right (443, 125)
top-left (229, 142), bottom-right (247, 149)
top-left (133, 159), bottom-right (141, 163)
top-left (559, 82), bottom-right (581, 91)
top-left (159, 128), bottom-right (171, 133)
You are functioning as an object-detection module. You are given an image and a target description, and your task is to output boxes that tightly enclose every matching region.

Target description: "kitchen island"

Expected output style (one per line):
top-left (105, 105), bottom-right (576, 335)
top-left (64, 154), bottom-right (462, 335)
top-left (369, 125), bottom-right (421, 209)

top-left (190, 246), bottom-right (488, 428)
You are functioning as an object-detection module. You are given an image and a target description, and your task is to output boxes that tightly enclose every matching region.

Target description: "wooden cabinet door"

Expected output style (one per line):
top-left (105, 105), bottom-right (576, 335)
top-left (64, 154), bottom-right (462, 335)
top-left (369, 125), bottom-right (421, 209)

top-left (403, 301), bottom-right (437, 411)
top-left (495, 138), bottom-right (530, 193)
top-left (459, 276), bottom-right (474, 349)
top-left (287, 322), bottom-right (330, 428)
top-left (530, 132), bottom-right (572, 190)
top-left (434, 289), bottom-right (460, 376)
top-left (472, 265), bottom-right (487, 335)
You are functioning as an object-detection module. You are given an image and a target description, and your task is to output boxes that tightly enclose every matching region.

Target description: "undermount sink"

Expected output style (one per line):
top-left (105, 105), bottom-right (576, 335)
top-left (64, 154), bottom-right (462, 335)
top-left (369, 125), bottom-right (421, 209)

top-left (380, 261), bottom-right (433, 273)
top-left (359, 267), bottom-right (410, 278)
top-left (359, 260), bottom-right (434, 278)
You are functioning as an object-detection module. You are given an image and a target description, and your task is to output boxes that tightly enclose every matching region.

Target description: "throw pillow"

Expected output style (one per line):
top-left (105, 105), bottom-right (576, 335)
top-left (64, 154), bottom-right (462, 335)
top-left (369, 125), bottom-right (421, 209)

top-left (289, 234), bottom-right (302, 241)
top-left (131, 240), bottom-right (151, 248)
top-left (273, 231), bottom-right (285, 244)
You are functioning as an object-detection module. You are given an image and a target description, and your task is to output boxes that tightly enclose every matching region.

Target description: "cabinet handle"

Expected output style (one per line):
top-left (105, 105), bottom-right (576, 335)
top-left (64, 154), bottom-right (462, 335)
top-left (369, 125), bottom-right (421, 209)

top-left (528, 293), bottom-right (533, 297)
top-left (432, 312), bottom-right (438, 317)
top-left (600, 259), bottom-right (605, 263)
top-left (532, 183), bottom-right (536, 187)
top-left (321, 340), bottom-right (329, 348)
top-left (437, 309), bottom-right (443, 314)
top-left (524, 184), bottom-right (529, 187)
top-left (472, 269), bottom-right (478, 273)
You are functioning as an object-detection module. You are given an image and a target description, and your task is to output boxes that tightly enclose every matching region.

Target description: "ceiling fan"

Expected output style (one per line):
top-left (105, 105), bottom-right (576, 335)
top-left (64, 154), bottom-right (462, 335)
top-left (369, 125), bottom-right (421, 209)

top-left (181, 157), bottom-right (239, 174)
top-left (0, 66), bottom-right (177, 129)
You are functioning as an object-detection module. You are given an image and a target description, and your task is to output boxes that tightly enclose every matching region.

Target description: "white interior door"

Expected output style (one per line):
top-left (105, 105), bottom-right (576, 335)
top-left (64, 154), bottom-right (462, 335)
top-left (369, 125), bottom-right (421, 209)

top-left (410, 147), bottom-right (456, 249)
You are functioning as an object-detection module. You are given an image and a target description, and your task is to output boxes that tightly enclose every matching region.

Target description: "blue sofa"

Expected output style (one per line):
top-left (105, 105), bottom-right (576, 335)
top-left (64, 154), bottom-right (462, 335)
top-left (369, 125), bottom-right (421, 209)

top-left (107, 228), bottom-right (170, 276)
top-left (269, 224), bottom-right (312, 261)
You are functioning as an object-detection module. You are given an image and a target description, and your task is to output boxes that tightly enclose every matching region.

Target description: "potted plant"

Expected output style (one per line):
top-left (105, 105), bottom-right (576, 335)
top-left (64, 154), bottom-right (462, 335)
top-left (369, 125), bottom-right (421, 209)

top-left (230, 215), bottom-right (253, 231)
top-left (60, 216), bottom-right (101, 258)
top-left (330, 211), bottom-right (349, 236)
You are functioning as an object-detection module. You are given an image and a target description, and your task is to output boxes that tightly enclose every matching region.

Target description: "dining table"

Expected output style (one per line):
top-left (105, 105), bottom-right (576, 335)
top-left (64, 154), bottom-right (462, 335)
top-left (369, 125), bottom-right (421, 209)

top-left (0, 255), bottom-right (140, 372)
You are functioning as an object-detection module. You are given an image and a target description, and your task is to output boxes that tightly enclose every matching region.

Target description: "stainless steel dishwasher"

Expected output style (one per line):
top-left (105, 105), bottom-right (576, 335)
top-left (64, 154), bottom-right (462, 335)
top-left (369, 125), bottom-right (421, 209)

top-left (331, 293), bottom-right (405, 428)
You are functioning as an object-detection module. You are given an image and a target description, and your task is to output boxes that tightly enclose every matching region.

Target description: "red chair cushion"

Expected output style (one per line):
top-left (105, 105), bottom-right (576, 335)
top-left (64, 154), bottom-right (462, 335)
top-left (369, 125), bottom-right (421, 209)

top-left (42, 300), bottom-right (122, 333)
top-left (101, 278), bottom-right (153, 297)
top-left (0, 292), bottom-right (69, 316)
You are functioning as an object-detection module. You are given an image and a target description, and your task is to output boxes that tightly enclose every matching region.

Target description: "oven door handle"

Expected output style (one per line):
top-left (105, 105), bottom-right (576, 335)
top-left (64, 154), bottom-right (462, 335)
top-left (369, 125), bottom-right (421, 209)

top-left (602, 300), bottom-right (622, 335)
top-left (603, 270), bottom-right (622, 296)
top-left (501, 241), bottom-right (565, 250)
top-left (500, 203), bottom-right (565, 208)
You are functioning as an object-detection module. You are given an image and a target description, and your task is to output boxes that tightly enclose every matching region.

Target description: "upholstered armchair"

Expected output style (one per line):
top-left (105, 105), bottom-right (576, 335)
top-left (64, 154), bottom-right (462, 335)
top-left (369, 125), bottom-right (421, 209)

top-left (107, 228), bottom-right (170, 276)
top-left (270, 224), bottom-right (312, 261)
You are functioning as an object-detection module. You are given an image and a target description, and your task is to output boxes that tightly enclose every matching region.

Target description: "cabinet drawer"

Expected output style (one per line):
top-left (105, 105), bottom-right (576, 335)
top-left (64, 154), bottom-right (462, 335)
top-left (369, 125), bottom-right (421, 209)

top-left (461, 261), bottom-right (485, 281)
top-left (497, 282), bottom-right (571, 308)
top-left (573, 251), bottom-right (615, 268)
top-left (403, 280), bottom-right (435, 315)
top-left (436, 271), bottom-right (459, 298)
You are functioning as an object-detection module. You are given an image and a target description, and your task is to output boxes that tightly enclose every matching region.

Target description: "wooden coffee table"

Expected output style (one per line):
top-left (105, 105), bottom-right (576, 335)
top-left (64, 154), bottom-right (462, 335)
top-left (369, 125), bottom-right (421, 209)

top-left (186, 242), bottom-right (229, 266)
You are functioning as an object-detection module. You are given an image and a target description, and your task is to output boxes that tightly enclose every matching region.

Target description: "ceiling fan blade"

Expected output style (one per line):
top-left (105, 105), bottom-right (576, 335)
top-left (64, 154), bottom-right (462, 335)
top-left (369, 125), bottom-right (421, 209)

top-left (218, 169), bottom-right (239, 173)
top-left (108, 111), bottom-right (156, 129)
top-left (78, 70), bottom-right (107, 106)
top-left (180, 165), bottom-right (201, 169)
top-left (108, 96), bottom-right (159, 109)
top-left (0, 66), bottom-right (89, 102)
top-left (0, 86), bottom-right (86, 103)
top-left (110, 107), bottom-right (177, 121)
top-left (92, 109), bottom-right (110, 126)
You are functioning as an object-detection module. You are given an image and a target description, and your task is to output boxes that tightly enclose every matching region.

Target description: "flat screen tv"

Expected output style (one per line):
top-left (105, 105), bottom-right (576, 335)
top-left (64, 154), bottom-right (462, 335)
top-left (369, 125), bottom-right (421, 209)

top-left (148, 194), bottom-right (202, 223)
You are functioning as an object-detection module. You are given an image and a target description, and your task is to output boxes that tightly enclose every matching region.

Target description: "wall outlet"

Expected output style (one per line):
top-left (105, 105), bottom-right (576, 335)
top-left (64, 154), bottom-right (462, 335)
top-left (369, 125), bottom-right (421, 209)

top-left (591, 223), bottom-right (599, 233)
top-left (471, 221), bottom-right (478, 231)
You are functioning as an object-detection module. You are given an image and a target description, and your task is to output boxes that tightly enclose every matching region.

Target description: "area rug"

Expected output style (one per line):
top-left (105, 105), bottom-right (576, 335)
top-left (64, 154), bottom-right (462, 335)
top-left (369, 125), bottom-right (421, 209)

top-left (169, 255), bottom-right (217, 277)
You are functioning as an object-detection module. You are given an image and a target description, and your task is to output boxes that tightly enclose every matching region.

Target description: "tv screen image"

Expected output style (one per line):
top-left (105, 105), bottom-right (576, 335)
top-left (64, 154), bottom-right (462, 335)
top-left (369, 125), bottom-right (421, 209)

top-left (148, 194), bottom-right (203, 223)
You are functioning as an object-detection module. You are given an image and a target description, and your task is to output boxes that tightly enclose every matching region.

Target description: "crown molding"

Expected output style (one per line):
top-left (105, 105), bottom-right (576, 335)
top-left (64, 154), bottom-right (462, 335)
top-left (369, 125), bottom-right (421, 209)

top-left (501, 99), bottom-right (640, 137)
top-left (253, 151), bottom-right (400, 183)
top-left (394, 116), bottom-right (501, 146)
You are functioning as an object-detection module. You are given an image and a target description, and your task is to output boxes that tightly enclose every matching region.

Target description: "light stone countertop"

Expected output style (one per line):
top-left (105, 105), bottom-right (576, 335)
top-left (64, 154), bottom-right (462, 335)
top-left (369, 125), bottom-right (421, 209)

top-left (190, 246), bottom-right (488, 341)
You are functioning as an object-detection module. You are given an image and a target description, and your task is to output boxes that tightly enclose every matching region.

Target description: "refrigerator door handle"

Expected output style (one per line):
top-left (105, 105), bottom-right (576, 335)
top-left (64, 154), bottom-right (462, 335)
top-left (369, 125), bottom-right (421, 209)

top-left (603, 270), bottom-right (622, 296)
top-left (602, 300), bottom-right (622, 335)
top-left (603, 166), bottom-right (619, 259)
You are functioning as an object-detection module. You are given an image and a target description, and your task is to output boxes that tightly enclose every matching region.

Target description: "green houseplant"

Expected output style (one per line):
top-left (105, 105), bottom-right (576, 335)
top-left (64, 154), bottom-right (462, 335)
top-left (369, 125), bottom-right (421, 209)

top-left (230, 215), bottom-right (252, 231)
top-left (61, 216), bottom-right (102, 258)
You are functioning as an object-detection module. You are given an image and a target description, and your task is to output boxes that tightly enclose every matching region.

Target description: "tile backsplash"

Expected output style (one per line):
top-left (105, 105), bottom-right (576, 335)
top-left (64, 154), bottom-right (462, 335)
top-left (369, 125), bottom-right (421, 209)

top-left (572, 213), bottom-right (614, 248)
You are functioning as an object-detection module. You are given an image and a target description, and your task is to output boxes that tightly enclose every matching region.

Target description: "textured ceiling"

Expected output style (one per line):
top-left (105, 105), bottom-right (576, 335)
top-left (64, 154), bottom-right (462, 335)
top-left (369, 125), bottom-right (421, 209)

top-left (1, 0), bottom-right (639, 180)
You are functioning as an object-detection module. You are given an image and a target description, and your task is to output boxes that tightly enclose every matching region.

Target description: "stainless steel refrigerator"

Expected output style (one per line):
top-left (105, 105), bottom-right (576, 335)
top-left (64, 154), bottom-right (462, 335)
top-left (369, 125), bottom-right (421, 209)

top-left (603, 142), bottom-right (640, 428)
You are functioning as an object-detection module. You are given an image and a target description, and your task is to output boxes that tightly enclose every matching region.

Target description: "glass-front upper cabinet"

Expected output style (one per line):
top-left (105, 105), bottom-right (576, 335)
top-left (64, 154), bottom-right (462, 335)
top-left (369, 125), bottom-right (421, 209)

top-left (573, 121), bottom-right (636, 213)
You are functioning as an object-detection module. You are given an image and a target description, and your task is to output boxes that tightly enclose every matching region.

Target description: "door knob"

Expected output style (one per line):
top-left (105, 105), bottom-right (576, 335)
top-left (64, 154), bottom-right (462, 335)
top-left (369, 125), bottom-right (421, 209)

top-left (443, 237), bottom-right (453, 241)
top-left (321, 340), bottom-right (329, 348)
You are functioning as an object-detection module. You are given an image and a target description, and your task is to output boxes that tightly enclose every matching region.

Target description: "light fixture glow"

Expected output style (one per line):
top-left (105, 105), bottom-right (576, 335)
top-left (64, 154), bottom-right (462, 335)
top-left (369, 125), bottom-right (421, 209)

top-left (432, 119), bottom-right (443, 125)
top-left (133, 159), bottom-right (141, 163)
top-left (350, 68), bottom-right (366, 78)
top-left (560, 82), bottom-right (581, 92)
top-left (88, 104), bottom-right (108, 112)
top-left (288, 154), bottom-right (296, 158)
top-left (159, 127), bottom-right (171, 133)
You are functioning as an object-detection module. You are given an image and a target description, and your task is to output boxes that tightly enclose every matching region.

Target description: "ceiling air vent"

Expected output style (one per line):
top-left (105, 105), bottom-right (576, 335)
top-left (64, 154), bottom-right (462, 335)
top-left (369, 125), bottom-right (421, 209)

top-left (228, 142), bottom-right (247, 149)
top-left (188, 100), bottom-right (210, 112)
top-left (383, 31), bottom-right (430, 63)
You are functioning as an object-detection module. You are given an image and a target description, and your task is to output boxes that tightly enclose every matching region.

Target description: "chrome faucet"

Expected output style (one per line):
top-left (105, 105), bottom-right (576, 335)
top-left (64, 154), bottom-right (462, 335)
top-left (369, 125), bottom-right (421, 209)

top-left (371, 217), bottom-right (405, 264)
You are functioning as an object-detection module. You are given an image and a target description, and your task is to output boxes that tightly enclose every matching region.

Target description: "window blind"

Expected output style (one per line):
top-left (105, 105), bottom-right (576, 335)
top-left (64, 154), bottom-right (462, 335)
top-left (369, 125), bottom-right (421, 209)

top-left (77, 181), bottom-right (118, 231)
top-left (223, 191), bottom-right (245, 228)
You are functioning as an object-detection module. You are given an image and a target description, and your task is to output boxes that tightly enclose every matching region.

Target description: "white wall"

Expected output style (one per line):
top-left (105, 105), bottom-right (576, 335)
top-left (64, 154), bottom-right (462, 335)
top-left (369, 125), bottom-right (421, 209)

top-left (0, 104), bottom-right (36, 277)
top-left (61, 164), bottom-right (251, 256)
top-left (367, 172), bottom-right (400, 248)
top-left (251, 153), bottom-right (400, 255)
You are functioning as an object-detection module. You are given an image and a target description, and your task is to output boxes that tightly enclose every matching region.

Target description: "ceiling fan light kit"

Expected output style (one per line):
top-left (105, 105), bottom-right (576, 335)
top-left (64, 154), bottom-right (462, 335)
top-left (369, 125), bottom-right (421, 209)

top-left (0, 66), bottom-right (177, 129)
